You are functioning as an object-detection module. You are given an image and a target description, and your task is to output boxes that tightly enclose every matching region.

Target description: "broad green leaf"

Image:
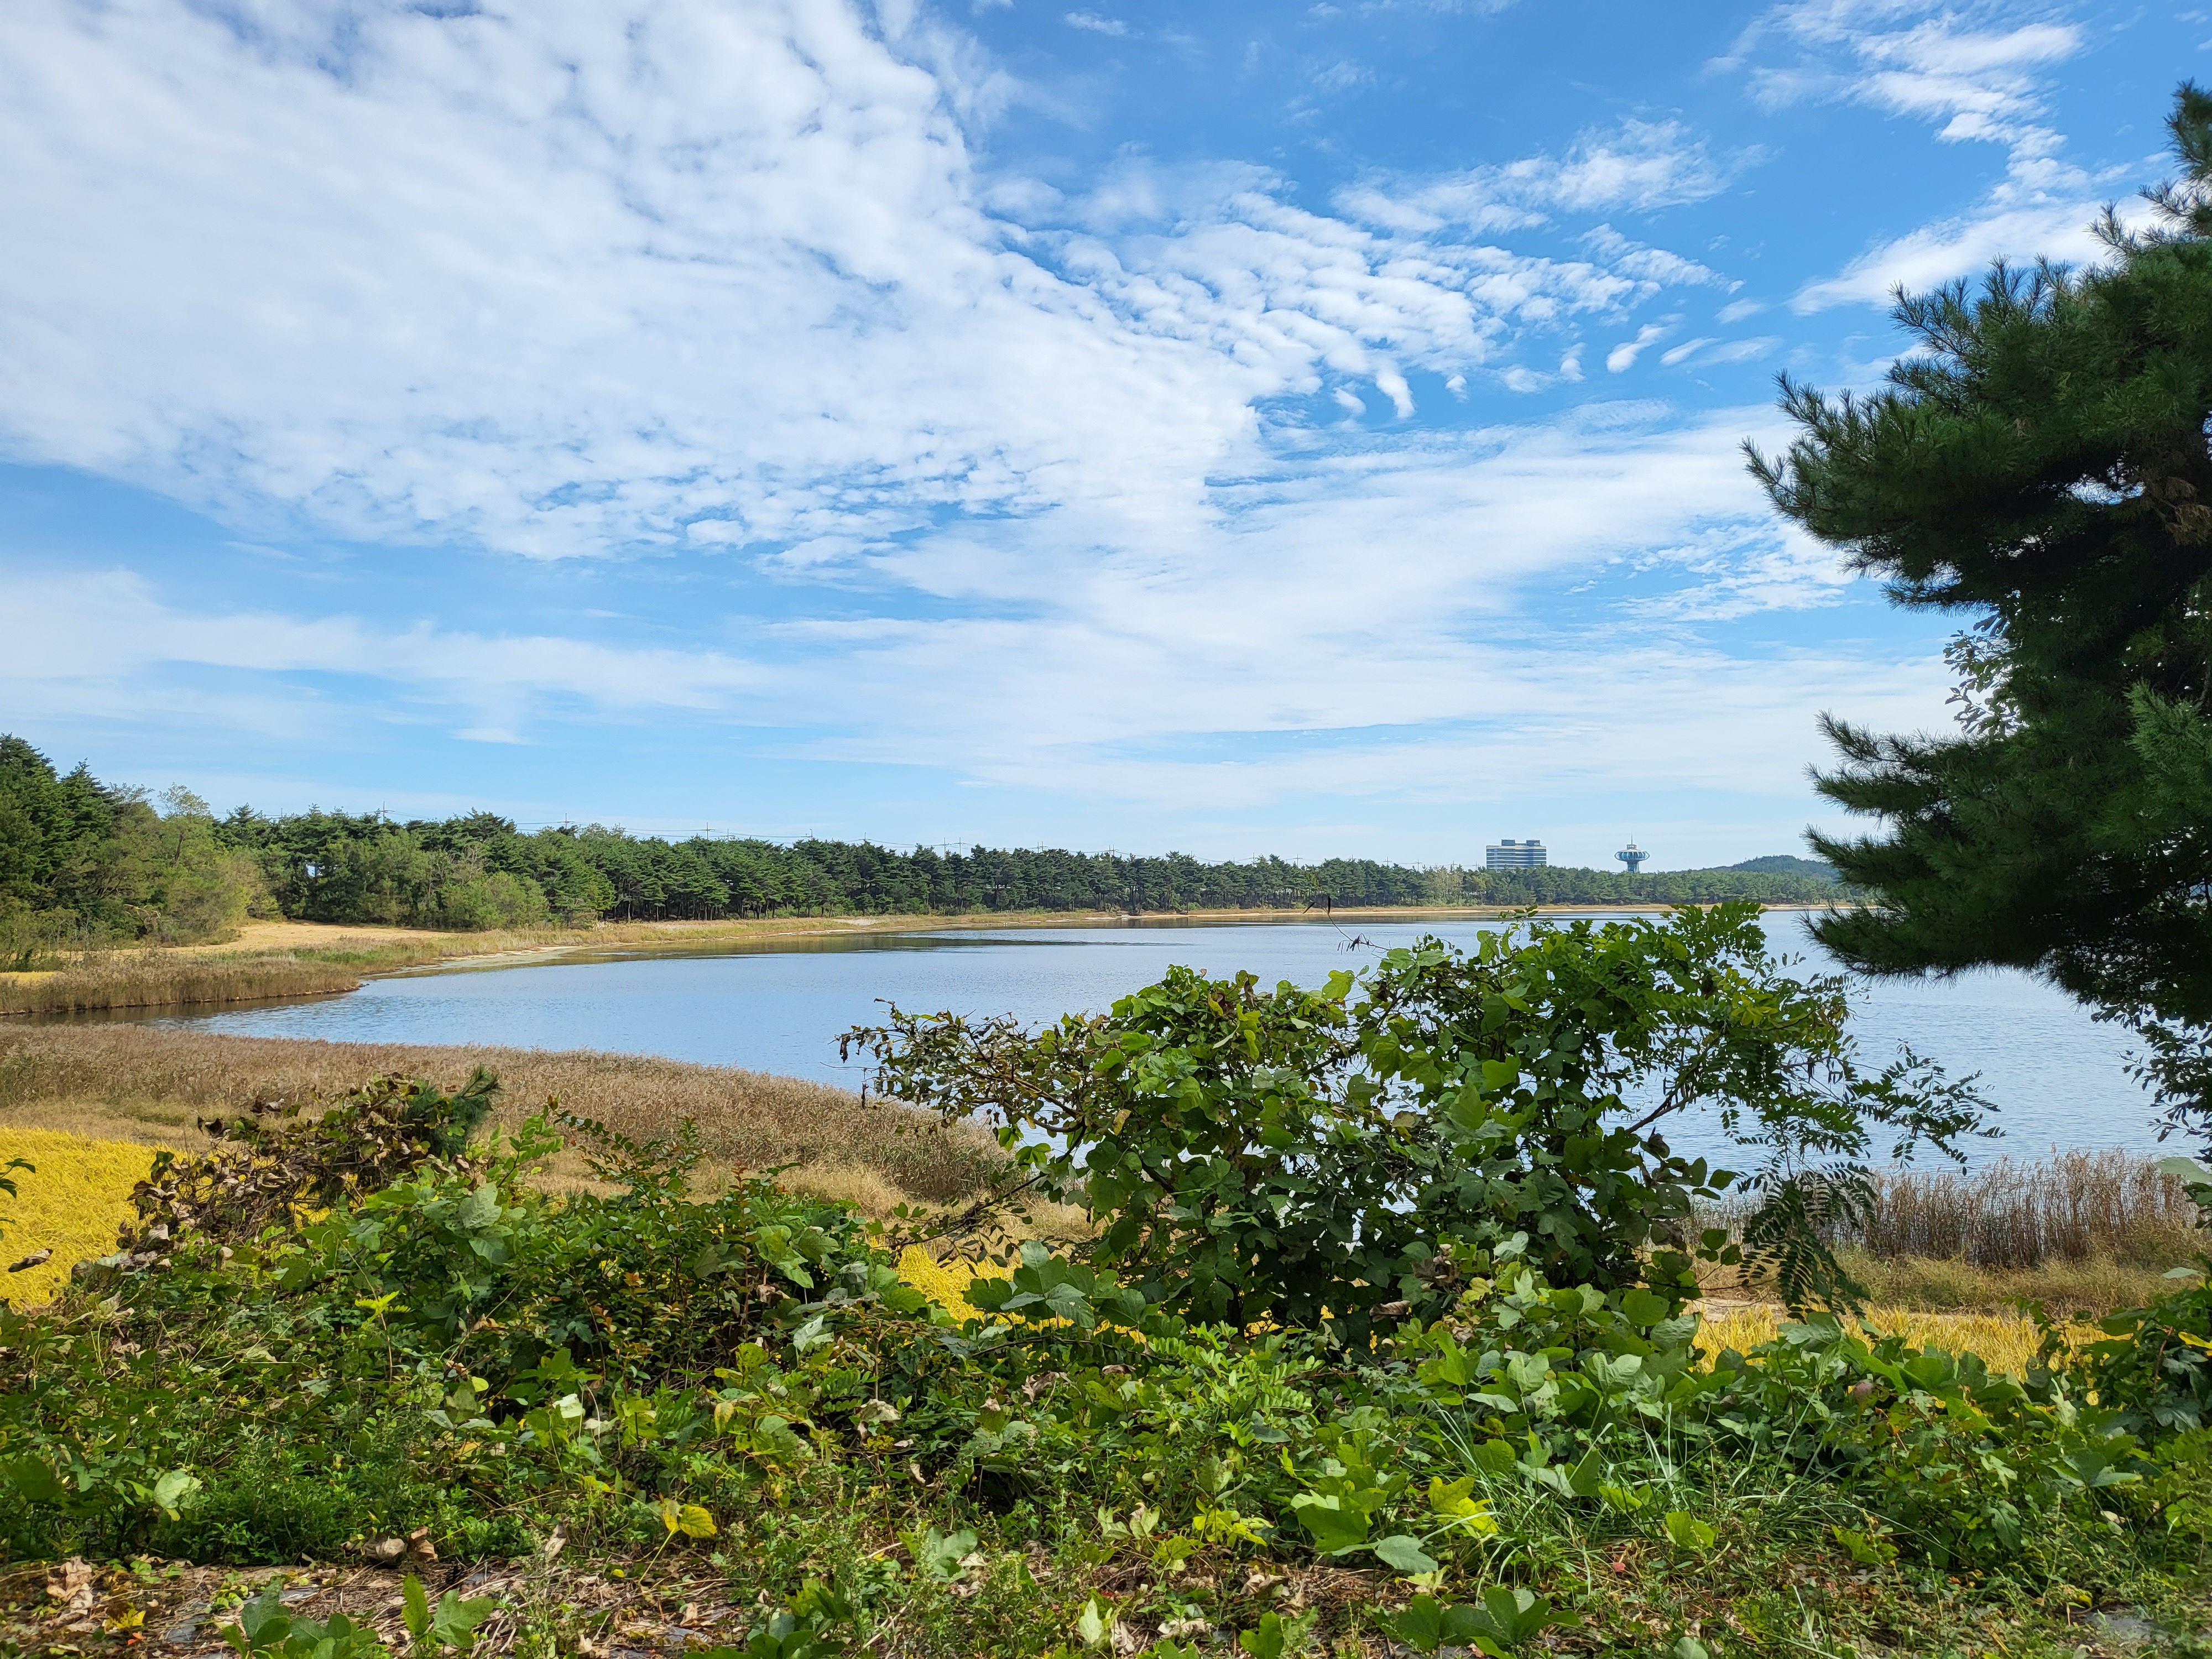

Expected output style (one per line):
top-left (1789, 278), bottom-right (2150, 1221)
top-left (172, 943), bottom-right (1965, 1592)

top-left (1830, 1526), bottom-right (1897, 1566)
top-left (1620, 1287), bottom-right (1670, 1327)
top-left (1470, 1439), bottom-right (1518, 1476)
top-left (1663, 1510), bottom-right (1718, 1553)
top-left (401, 1574), bottom-right (432, 1641)
top-left (1371, 1534), bottom-right (1439, 1574)
top-left (0, 1456), bottom-right (64, 1504)
top-left (1239, 1610), bottom-right (1315, 1659)
top-left (1288, 1491), bottom-right (1369, 1553)
top-left (910, 1526), bottom-right (977, 1583)
top-left (430, 1590), bottom-right (495, 1653)
top-left (152, 1468), bottom-right (201, 1520)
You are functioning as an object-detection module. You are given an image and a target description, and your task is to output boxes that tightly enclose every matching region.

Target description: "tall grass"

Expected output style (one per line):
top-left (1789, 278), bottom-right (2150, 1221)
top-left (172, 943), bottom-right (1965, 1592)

top-left (1690, 1150), bottom-right (2207, 1316)
top-left (0, 1025), bottom-right (1006, 1208)
top-left (0, 954), bottom-right (361, 1016)
top-left (1702, 1151), bottom-right (2201, 1271)
top-left (1834, 1151), bottom-right (2201, 1269)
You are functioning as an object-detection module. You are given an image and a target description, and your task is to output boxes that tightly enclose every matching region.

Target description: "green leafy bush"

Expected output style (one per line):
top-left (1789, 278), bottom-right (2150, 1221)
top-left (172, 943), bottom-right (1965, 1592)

top-left (0, 1073), bottom-right (911, 1560)
top-left (847, 904), bottom-right (1985, 1327)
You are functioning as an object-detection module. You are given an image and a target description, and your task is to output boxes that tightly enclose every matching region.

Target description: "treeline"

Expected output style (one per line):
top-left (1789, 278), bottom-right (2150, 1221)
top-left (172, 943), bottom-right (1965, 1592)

top-left (0, 735), bottom-right (1837, 942)
top-left (208, 810), bottom-right (1835, 925)
top-left (0, 738), bottom-right (262, 954)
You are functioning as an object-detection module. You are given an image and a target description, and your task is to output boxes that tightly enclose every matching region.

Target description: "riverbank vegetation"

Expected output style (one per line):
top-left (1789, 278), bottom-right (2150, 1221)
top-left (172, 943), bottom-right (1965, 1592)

top-left (0, 951), bottom-right (365, 1017)
top-left (2, 909), bottom-right (2209, 1657)
top-left (0, 1024), bottom-right (1006, 1216)
top-left (1, 1021), bottom-right (2189, 1319)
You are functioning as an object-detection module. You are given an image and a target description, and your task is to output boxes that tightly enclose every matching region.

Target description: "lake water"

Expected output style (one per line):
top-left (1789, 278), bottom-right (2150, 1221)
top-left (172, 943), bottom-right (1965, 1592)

top-left (117, 912), bottom-right (2170, 1167)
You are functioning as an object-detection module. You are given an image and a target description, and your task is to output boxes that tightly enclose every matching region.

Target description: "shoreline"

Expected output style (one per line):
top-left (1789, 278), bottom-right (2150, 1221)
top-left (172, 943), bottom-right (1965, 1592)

top-left (1, 900), bottom-right (1840, 1019)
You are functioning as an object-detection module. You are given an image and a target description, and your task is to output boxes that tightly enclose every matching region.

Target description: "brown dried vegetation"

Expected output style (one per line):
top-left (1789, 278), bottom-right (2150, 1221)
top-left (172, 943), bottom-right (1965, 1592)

top-left (0, 955), bottom-right (362, 1017)
top-left (1839, 1150), bottom-right (2203, 1269)
top-left (1699, 1149), bottom-right (2208, 1317)
top-left (0, 1024), bottom-right (1008, 1213)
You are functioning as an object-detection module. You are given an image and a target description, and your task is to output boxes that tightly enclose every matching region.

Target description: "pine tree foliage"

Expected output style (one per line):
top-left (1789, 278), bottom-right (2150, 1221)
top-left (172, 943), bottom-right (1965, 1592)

top-left (1750, 85), bottom-right (2212, 1141)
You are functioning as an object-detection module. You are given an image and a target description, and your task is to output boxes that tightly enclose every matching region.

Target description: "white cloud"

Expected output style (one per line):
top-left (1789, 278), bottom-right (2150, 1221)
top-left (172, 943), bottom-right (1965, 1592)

top-left (0, 568), bottom-right (764, 731)
top-left (1697, 337), bottom-right (1782, 366)
top-left (1582, 226), bottom-right (1728, 289)
top-left (1606, 323), bottom-right (1670, 372)
top-left (1659, 335), bottom-right (1781, 368)
top-left (1621, 524), bottom-right (1855, 622)
top-left (1736, 3), bottom-right (2083, 164)
top-left (0, 0), bottom-right (1911, 844)
top-left (1793, 200), bottom-right (2112, 311)
top-left (1, 404), bottom-right (1876, 806)
top-left (1338, 118), bottom-right (1744, 236)
top-left (1736, 3), bottom-right (2133, 314)
top-left (0, 1), bottom-right (1744, 567)
top-left (1717, 298), bottom-right (1766, 322)
top-left (1065, 10), bottom-right (1128, 34)
top-left (1531, 119), bottom-right (1744, 213)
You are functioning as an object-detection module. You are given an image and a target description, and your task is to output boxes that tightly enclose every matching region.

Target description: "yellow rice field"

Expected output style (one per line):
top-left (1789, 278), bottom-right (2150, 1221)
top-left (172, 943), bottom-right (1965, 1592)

top-left (897, 1245), bottom-right (1004, 1316)
top-left (1693, 1301), bottom-right (2060, 1376)
top-left (0, 1128), bottom-right (159, 1305)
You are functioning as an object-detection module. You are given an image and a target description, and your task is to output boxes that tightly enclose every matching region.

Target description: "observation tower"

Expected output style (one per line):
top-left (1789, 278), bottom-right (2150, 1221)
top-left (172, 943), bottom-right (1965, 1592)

top-left (1616, 841), bottom-right (1650, 873)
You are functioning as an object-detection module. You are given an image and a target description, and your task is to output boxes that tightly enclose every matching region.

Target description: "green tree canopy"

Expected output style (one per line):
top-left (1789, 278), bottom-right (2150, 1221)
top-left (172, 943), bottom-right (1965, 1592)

top-left (1752, 85), bottom-right (2212, 1141)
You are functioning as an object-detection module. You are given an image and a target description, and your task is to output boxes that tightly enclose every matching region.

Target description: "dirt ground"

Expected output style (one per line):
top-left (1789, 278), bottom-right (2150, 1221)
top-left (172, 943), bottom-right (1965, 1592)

top-left (0, 1552), bottom-right (758, 1658)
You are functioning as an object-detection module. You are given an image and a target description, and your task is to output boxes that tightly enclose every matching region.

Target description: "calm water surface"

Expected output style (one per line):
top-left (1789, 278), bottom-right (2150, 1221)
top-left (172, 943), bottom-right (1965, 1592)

top-left (126, 914), bottom-right (2161, 1166)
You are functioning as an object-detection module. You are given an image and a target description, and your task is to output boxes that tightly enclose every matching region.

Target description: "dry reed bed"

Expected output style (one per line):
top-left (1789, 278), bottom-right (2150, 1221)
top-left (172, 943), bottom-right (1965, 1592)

top-left (0, 1025), bottom-right (1006, 1208)
top-left (1700, 1150), bottom-right (2204, 1274)
top-left (0, 954), bottom-right (363, 1016)
top-left (1837, 1149), bottom-right (2202, 1267)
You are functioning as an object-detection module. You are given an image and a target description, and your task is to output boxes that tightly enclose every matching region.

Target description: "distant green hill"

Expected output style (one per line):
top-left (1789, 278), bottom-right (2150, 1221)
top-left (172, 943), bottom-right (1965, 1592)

top-left (1724, 854), bottom-right (1838, 880)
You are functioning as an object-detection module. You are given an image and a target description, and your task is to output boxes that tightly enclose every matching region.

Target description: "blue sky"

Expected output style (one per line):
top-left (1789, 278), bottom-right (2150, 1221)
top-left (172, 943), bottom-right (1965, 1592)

top-left (0, 0), bottom-right (2199, 868)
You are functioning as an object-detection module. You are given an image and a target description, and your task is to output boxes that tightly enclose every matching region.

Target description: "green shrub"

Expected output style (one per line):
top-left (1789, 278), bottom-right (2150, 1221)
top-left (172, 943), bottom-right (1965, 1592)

top-left (847, 904), bottom-right (1986, 1329)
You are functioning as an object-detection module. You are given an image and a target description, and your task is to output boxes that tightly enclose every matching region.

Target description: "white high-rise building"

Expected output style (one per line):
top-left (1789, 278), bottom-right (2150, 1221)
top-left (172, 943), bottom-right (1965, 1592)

top-left (1485, 838), bottom-right (1547, 869)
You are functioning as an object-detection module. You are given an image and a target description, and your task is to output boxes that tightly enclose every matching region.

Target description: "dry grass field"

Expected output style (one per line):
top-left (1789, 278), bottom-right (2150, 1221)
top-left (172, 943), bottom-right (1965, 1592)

top-left (0, 953), bottom-right (364, 1016)
top-left (0, 1024), bottom-right (1008, 1212)
top-left (1692, 1300), bottom-right (2064, 1376)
